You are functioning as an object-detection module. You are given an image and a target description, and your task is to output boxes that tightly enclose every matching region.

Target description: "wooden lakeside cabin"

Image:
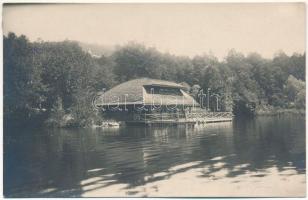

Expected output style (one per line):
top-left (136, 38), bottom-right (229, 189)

top-left (96, 78), bottom-right (233, 126)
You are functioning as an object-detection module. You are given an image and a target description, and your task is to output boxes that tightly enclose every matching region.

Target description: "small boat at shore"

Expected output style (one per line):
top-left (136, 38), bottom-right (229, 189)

top-left (92, 121), bottom-right (121, 128)
top-left (107, 121), bottom-right (120, 127)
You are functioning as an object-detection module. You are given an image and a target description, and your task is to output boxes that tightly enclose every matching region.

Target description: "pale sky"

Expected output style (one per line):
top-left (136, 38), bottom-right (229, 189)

top-left (2, 3), bottom-right (306, 59)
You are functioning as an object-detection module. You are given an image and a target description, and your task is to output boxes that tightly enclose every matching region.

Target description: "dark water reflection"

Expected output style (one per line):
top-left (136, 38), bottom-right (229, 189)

top-left (4, 114), bottom-right (306, 197)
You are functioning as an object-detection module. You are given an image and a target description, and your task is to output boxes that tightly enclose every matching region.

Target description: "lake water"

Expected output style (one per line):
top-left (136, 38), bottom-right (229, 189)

top-left (4, 114), bottom-right (306, 197)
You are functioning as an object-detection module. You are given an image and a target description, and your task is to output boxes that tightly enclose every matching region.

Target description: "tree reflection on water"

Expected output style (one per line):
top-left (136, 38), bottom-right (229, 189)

top-left (3, 114), bottom-right (305, 197)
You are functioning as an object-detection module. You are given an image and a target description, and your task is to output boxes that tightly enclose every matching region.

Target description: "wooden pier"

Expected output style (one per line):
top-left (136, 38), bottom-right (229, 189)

top-left (126, 112), bottom-right (233, 126)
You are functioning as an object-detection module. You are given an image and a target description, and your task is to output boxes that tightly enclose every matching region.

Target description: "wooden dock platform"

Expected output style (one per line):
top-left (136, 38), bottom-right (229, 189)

top-left (126, 112), bottom-right (233, 126)
top-left (126, 120), bottom-right (196, 126)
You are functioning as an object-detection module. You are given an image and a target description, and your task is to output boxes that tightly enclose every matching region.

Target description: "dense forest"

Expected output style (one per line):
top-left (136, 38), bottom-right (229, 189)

top-left (4, 33), bottom-right (305, 128)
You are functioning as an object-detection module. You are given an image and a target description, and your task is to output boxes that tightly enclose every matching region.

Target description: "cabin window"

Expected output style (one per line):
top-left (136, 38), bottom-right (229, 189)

top-left (144, 86), bottom-right (183, 96)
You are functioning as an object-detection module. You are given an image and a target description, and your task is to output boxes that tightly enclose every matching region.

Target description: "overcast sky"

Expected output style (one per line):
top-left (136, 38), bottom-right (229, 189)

top-left (3, 3), bottom-right (306, 59)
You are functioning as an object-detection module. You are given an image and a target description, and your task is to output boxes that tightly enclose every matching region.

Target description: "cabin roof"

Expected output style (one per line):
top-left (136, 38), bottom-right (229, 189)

top-left (96, 78), bottom-right (199, 106)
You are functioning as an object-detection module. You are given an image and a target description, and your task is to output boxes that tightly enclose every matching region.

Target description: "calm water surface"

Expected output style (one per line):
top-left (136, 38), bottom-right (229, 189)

top-left (4, 114), bottom-right (306, 197)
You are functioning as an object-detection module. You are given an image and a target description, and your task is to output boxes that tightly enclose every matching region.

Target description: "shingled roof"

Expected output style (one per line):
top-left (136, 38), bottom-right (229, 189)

top-left (96, 78), bottom-right (198, 106)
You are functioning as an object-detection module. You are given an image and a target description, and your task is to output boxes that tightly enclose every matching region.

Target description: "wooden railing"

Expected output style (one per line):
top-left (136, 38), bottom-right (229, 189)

top-left (187, 112), bottom-right (233, 119)
top-left (133, 112), bottom-right (233, 122)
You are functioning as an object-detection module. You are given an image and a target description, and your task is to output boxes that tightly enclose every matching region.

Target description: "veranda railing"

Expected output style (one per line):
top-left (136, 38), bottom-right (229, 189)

top-left (133, 112), bottom-right (233, 121)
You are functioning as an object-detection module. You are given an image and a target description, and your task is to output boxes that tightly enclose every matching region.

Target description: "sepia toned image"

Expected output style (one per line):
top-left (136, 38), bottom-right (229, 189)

top-left (2, 3), bottom-right (306, 197)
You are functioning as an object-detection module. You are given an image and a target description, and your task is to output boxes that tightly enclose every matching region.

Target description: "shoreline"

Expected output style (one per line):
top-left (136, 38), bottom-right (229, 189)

top-left (255, 108), bottom-right (305, 116)
top-left (4, 109), bottom-right (305, 131)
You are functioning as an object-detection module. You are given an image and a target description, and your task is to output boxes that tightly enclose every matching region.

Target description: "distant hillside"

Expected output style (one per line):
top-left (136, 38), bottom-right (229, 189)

top-left (77, 42), bottom-right (115, 58)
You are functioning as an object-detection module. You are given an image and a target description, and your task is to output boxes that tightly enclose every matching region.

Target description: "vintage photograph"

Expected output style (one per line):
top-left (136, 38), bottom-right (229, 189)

top-left (2, 3), bottom-right (306, 197)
